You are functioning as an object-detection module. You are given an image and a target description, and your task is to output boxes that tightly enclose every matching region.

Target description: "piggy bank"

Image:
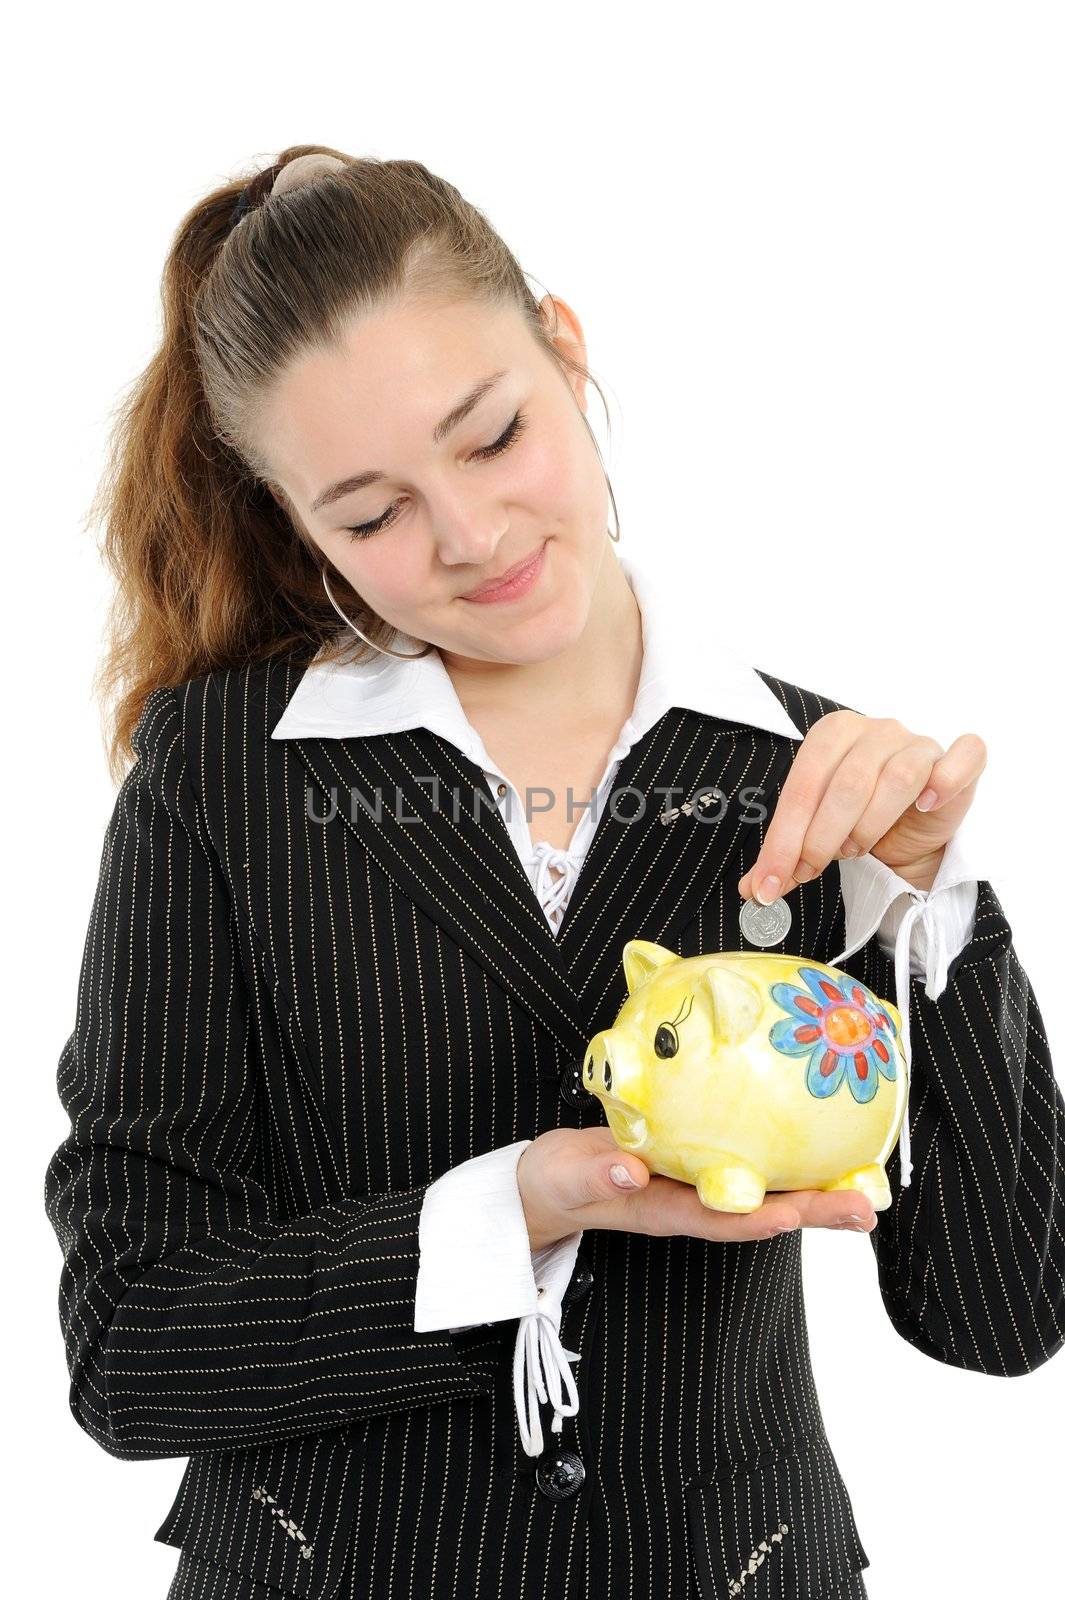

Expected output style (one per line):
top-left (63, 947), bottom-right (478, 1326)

top-left (582, 940), bottom-right (909, 1213)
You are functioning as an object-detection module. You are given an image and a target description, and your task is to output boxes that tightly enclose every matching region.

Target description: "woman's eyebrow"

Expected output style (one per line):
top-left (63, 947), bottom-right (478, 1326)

top-left (310, 368), bottom-right (509, 513)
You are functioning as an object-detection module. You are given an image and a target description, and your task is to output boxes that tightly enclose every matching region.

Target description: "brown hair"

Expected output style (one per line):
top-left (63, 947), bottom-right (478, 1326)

top-left (91, 142), bottom-right (619, 779)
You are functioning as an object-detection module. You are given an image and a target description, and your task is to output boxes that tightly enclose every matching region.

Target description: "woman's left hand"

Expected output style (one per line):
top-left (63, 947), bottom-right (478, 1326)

top-left (737, 711), bottom-right (988, 903)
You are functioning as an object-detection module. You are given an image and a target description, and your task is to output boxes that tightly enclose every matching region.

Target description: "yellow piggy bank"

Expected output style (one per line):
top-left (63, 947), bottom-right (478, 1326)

top-left (582, 940), bottom-right (909, 1213)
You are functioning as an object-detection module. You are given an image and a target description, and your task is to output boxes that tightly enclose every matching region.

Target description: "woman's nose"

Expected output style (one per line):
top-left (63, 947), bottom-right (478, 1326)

top-left (435, 530), bottom-right (510, 569)
top-left (428, 492), bottom-right (509, 566)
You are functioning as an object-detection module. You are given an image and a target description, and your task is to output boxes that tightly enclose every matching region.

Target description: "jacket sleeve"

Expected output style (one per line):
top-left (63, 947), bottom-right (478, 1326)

top-left (44, 686), bottom-right (503, 1463)
top-left (844, 876), bottom-right (1065, 1376)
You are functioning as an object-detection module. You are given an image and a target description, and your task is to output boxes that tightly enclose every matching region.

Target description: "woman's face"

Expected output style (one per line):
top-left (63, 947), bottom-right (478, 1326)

top-left (256, 293), bottom-right (612, 667)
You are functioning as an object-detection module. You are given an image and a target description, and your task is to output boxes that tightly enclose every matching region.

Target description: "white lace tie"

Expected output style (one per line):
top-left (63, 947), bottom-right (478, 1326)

top-left (530, 841), bottom-right (583, 933)
top-left (513, 1270), bottom-right (583, 1457)
top-left (829, 890), bottom-right (948, 1191)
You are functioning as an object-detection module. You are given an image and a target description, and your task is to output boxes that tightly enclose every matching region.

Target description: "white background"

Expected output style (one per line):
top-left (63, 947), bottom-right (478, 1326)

top-left (6, 3), bottom-right (1063, 1594)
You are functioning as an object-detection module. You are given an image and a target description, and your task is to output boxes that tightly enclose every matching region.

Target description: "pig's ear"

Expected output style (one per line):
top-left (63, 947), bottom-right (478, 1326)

top-left (622, 939), bottom-right (680, 995)
top-left (701, 965), bottom-right (765, 1045)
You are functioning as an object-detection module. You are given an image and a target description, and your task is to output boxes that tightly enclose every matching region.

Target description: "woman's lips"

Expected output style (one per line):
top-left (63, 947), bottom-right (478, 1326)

top-left (460, 541), bottom-right (547, 603)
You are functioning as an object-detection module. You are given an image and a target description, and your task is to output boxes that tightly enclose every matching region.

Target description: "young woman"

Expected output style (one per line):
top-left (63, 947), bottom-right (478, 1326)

top-left (45, 144), bottom-right (1065, 1600)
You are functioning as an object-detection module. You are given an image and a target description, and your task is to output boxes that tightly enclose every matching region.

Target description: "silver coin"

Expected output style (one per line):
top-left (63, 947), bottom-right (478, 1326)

top-left (739, 895), bottom-right (792, 948)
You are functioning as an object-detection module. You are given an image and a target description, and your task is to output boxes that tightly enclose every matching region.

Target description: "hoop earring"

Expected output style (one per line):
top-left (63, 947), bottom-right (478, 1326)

top-left (605, 471), bottom-right (621, 542)
top-left (321, 569), bottom-right (431, 660)
top-left (574, 400), bottom-right (621, 542)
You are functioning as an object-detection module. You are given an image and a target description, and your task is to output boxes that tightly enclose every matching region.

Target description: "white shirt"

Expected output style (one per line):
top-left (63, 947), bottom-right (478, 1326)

top-left (272, 551), bottom-right (980, 1457)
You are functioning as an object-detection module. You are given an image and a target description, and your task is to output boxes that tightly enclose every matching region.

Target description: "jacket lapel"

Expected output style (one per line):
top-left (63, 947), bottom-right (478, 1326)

top-left (553, 706), bottom-right (797, 1022)
top-left (290, 705), bottom-right (797, 1064)
top-left (291, 726), bottom-right (593, 1060)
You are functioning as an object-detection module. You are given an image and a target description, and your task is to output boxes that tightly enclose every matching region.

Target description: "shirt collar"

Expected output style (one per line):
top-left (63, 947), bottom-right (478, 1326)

top-left (270, 551), bottom-right (804, 751)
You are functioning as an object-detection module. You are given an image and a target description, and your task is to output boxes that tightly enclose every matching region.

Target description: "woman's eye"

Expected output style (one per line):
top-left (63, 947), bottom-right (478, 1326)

top-left (344, 410), bottom-right (528, 542)
top-left (473, 408), bottom-right (528, 462)
top-left (344, 505), bottom-right (400, 541)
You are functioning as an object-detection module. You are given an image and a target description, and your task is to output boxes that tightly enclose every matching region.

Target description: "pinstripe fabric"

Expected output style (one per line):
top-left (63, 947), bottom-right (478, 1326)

top-left (44, 657), bottom-right (1063, 1599)
top-left (166, 1550), bottom-right (870, 1600)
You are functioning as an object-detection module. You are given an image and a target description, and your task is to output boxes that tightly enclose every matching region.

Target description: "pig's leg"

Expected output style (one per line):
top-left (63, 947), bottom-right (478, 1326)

top-left (821, 1162), bottom-right (892, 1210)
top-left (695, 1156), bottom-right (767, 1212)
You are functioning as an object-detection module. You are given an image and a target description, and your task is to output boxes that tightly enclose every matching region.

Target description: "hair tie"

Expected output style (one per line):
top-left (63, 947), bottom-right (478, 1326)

top-left (226, 154), bottom-right (347, 234)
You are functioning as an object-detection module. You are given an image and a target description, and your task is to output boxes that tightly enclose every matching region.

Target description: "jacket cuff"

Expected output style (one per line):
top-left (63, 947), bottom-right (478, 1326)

top-left (414, 1140), bottom-right (580, 1331)
top-left (838, 824), bottom-right (980, 996)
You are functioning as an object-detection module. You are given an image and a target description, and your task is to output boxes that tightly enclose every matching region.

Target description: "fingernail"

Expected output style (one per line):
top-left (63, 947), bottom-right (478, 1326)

top-left (755, 874), bottom-right (781, 904)
top-left (915, 788), bottom-right (938, 812)
top-left (846, 1213), bottom-right (873, 1230)
top-left (610, 1164), bottom-right (638, 1188)
top-left (840, 839), bottom-right (859, 858)
top-left (769, 1222), bottom-right (799, 1235)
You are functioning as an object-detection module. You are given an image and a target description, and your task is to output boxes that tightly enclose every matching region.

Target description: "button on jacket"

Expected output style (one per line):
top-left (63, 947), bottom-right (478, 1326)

top-left (272, 553), bottom-right (982, 1460)
top-left (45, 554), bottom-right (1065, 1600)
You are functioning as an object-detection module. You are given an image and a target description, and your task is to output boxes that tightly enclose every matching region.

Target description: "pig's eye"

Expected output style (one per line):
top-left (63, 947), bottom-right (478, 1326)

top-left (654, 1023), bottom-right (679, 1059)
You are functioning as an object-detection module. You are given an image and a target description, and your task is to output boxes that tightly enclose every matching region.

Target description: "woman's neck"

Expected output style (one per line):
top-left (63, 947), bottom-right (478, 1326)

top-left (439, 548), bottom-right (644, 727)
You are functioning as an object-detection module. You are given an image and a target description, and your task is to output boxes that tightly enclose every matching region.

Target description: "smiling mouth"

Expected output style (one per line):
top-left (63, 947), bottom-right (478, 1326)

top-left (459, 540), bottom-right (546, 600)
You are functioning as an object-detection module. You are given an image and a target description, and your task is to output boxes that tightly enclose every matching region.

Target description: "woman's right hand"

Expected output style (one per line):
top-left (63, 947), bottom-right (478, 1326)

top-left (516, 1127), bottom-right (878, 1250)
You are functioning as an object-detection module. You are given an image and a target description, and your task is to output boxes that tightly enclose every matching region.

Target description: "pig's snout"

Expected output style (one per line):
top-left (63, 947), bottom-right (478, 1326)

top-left (584, 1028), bottom-right (649, 1149)
top-left (583, 1030), bottom-right (615, 1095)
top-left (584, 1029), bottom-right (645, 1108)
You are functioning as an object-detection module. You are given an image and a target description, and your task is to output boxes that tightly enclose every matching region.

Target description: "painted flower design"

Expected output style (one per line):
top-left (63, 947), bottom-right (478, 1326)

top-left (769, 966), bottom-right (899, 1103)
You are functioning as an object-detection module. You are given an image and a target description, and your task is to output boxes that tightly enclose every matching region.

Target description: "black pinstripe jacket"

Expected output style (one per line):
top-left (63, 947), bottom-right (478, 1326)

top-left (45, 657), bottom-right (1065, 1600)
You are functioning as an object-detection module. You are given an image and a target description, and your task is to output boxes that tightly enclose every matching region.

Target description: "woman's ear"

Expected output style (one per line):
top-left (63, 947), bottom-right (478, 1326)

top-left (540, 293), bottom-right (589, 411)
